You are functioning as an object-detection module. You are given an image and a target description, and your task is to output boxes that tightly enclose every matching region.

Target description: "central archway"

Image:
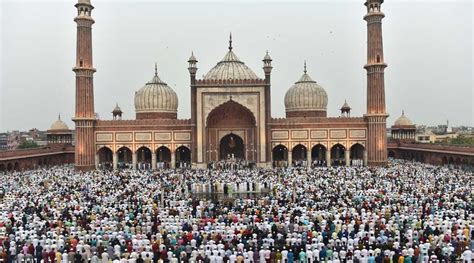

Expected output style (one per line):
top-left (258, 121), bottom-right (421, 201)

top-left (206, 100), bottom-right (257, 162)
top-left (220, 133), bottom-right (245, 160)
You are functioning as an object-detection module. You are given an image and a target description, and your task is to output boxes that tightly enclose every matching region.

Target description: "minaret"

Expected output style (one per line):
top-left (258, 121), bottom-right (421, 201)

top-left (188, 52), bottom-right (198, 165)
top-left (364, 0), bottom-right (388, 166)
top-left (263, 51), bottom-right (273, 165)
top-left (72, 0), bottom-right (96, 171)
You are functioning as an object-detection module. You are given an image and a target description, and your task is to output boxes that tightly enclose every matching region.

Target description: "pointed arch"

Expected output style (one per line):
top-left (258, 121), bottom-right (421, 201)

top-left (97, 146), bottom-right (113, 169)
top-left (156, 146), bottom-right (171, 168)
top-left (220, 133), bottom-right (245, 160)
top-left (292, 144), bottom-right (307, 167)
top-left (311, 144), bottom-right (327, 166)
top-left (272, 144), bottom-right (288, 167)
top-left (206, 100), bottom-right (256, 128)
top-left (137, 146), bottom-right (152, 169)
top-left (117, 146), bottom-right (132, 169)
top-left (331, 143), bottom-right (346, 166)
top-left (176, 146), bottom-right (191, 168)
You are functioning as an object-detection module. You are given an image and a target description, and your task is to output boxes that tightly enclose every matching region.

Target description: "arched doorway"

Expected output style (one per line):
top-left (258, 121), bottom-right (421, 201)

top-left (156, 146), bottom-right (171, 169)
top-left (292, 144), bottom-right (307, 167)
top-left (206, 100), bottom-right (257, 163)
top-left (220, 133), bottom-right (245, 160)
top-left (350, 144), bottom-right (365, 166)
top-left (448, 157), bottom-right (454, 165)
top-left (331, 144), bottom-right (345, 166)
top-left (14, 162), bottom-right (20, 171)
top-left (455, 157), bottom-right (461, 166)
top-left (272, 145), bottom-right (288, 167)
top-left (176, 146), bottom-right (191, 168)
top-left (0, 164), bottom-right (5, 172)
top-left (388, 151), bottom-right (395, 159)
top-left (6, 163), bottom-right (12, 171)
top-left (117, 146), bottom-right (132, 169)
top-left (442, 156), bottom-right (448, 165)
top-left (137, 146), bottom-right (152, 170)
top-left (98, 147), bottom-right (113, 170)
top-left (311, 144), bottom-right (326, 166)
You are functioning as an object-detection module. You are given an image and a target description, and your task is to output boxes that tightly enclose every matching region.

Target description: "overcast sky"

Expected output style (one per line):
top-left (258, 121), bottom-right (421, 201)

top-left (0, 0), bottom-right (472, 132)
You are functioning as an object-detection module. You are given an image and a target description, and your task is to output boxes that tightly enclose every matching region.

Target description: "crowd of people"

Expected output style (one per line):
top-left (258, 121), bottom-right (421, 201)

top-left (0, 160), bottom-right (472, 263)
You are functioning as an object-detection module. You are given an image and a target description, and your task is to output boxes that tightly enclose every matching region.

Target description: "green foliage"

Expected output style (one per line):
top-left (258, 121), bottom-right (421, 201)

top-left (445, 135), bottom-right (474, 145)
top-left (17, 140), bottom-right (39, 149)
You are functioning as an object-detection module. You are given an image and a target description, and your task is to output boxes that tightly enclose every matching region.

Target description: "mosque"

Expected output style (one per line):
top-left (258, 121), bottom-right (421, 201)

top-left (72, 0), bottom-right (390, 170)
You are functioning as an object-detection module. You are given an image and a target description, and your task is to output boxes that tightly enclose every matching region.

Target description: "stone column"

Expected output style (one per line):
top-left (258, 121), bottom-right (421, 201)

top-left (288, 151), bottom-right (292, 167)
top-left (363, 150), bottom-right (368, 166)
top-left (307, 148), bottom-right (312, 168)
top-left (326, 149), bottom-right (331, 167)
top-left (151, 152), bottom-right (157, 170)
top-left (113, 152), bottom-right (118, 170)
top-left (95, 154), bottom-right (99, 169)
top-left (132, 151), bottom-right (137, 170)
top-left (345, 150), bottom-right (350, 166)
top-left (171, 151), bottom-right (176, 169)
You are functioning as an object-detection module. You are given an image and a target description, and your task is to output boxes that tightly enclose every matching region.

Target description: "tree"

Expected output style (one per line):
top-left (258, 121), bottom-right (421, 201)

top-left (17, 140), bottom-right (39, 149)
top-left (446, 135), bottom-right (474, 146)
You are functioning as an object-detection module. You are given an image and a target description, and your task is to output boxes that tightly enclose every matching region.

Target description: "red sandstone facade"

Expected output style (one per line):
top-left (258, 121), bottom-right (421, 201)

top-left (2, 0), bottom-right (474, 172)
top-left (71, 0), bottom-right (389, 170)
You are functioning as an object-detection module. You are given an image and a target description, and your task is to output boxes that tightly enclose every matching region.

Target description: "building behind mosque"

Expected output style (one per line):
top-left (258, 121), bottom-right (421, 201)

top-left (72, 0), bottom-right (390, 170)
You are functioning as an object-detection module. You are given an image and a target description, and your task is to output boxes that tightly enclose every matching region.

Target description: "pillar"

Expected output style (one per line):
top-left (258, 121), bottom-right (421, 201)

top-left (151, 152), bottom-right (157, 170)
top-left (364, 0), bottom-right (388, 166)
top-left (363, 150), bottom-right (368, 166)
top-left (307, 148), bottom-right (312, 168)
top-left (345, 150), bottom-right (350, 166)
top-left (326, 148), bottom-right (331, 167)
top-left (288, 151), bottom-right (292, 167)
top-left (73, 0), bottom-right (96, 171)
top-left (132, 151), bottom-right (137, 170)
top-left (171, 151), bottom-right (176, 169)
top-left (113, 152), bottom-right (118, 170)
top-left (95, 154), bottom-right (99, 169)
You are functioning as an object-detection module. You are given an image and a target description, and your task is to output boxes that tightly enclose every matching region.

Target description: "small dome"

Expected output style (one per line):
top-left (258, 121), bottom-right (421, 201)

top-left (341, 100), bottom-right (351, 111)
top-left (50, 115), bottom-right (69, 130)
top-left (284, 63), bottom-right (328, 116)
top-left (134, 65), bottom-right (178, 118)
top-left (112, 103), bottom-right (122, 114)
top-left (188, 52), bottom-right (197, 63)
top-left (203, 36), bottom-right (260, 81)
top-left (263, 51), bottom-right (272, 61)
top-left (394, 111), bottom-right (414, 126)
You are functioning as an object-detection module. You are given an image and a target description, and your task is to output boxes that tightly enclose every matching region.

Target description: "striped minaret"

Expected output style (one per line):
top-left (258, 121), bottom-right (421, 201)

top-left (72, 0), bottom-right (96, 171)
top-left (364, 0), bottom-right (389, 166)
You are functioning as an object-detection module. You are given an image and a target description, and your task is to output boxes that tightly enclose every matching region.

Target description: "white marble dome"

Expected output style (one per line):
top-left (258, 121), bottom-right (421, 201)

top-left (394, 111), bottom-right (414, 126)
top-left (284, 67), bottom-right (328, 113)
top-left (203, 39), bottom-right (259, 81)
top-left (50, 115), bottom-right (69, 130)
top-left (134, 68), bottom-right (178, 115)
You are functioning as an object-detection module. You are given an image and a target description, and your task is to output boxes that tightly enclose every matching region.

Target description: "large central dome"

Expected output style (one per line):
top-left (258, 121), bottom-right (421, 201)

top-left (203, 36), bottom-right (260, 81)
